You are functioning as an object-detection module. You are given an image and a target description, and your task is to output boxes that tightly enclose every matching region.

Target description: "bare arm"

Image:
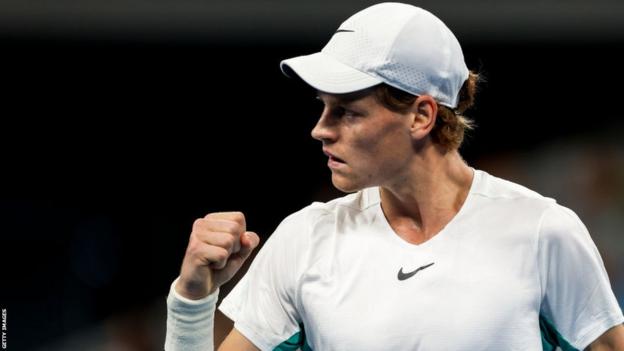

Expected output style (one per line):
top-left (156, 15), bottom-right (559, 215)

top-left (218, 328), bottom-right (260, 351)
top-left (586, 324), bottom-right (624, 351)
top-left (213, 310), bottom-right (259, 351)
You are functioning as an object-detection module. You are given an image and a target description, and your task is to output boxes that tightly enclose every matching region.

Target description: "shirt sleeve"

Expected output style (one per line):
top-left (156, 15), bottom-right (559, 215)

top-left (218, 211), bottom-right (311, 351)
top-left (537, 204), bottom-right (624, 350)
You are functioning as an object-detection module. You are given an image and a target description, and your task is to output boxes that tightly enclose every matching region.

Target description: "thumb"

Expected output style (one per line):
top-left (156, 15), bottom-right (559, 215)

top-left (238, 231), bottom-right (260, 260)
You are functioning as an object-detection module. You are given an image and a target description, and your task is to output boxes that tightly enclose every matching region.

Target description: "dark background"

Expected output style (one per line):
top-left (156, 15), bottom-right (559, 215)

top-left (1, 1), bottom-right (623, 349)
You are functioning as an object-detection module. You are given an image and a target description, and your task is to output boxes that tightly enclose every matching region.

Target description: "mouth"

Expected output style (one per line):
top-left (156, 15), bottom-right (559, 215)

top-left (323, 150), bottom-right (346, 163)
top-left (329, 155), bottom-right (346, 164)
top-left (323, 149), bottom-right (347, 169)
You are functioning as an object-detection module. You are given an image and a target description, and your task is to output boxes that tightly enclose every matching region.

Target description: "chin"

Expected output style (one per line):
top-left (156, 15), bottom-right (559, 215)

top-left (331, 174), bottom-right (364, 193)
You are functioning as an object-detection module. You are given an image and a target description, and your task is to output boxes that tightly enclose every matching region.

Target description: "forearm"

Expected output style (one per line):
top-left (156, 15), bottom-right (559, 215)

top-left (165, 277), bottom-right (219, 351)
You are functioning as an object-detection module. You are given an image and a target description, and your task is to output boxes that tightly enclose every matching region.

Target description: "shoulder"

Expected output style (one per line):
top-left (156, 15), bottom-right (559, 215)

top-left (267, 188), bottom-right (378, 248)
top-left (473, 170), bottom-right (588, 240)
top-left (255, 190), bottom-right (376, 276)
top-left (471, 169), bottom-right (559, 217)
top-left (281, 188), bottom-right (377, 227)
top-left (538, 201), bottom-right (590, 244)
top-left (473, 169), bottom-right (554, 204)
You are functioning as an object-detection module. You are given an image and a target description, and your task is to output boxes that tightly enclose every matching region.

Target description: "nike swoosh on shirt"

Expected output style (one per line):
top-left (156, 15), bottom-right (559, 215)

top-left (335, 29), bottom-right (355, 33)
top-left (397, 262), bottom-right (435, 281)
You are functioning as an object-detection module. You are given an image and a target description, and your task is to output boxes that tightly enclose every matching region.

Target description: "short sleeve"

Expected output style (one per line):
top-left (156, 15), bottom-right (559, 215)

top-left (218, 211), bottom-right (311, 351)
top-left (538, 204), bottom-right (624, 350)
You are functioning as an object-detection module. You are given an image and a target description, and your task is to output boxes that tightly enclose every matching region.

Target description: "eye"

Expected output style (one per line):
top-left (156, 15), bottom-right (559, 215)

top-left (337, 106), bottom-right (362, 119)
top-left (342, 108), bottom-right (359, 117)
top-left (315, 96), bottom-right (363, 119)
top-left (329, 106), bottom-right (350, 118)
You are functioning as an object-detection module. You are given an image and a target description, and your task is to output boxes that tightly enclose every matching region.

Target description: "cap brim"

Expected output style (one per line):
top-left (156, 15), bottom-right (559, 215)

top-left (280, 52), bottom-right (383, 94)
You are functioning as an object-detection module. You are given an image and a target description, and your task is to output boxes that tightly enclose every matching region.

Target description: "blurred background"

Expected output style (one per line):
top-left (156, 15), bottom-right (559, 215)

top-left (1, 0), bottom-right (623, 349)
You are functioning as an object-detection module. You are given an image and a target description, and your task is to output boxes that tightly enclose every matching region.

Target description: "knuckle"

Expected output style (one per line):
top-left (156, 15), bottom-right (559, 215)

top-left (204, 211), bottom-right (220, 218)
top-left (190, 229), bottom-right (204, 243)
top-left (232, 212), bottom-right (246, 224)
top-left (222, 235), bottom-right (236, 250)
top-left (225, 221), bottom-right (242, 234)
top-left (204, 212), bottom-right (246, 230)
top-left (214, 247), bottom-right (229, 262)
top-left (192, 218), bottom-right (205, 230)
top-left (185, 241), bottom-right (200, 257)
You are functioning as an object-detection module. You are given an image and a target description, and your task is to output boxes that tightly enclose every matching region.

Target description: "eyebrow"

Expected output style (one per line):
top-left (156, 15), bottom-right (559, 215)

top-left (317, 88), bottom-right (374, 105)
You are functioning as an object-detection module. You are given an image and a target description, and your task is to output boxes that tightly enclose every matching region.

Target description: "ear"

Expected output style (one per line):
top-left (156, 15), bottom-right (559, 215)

top-left (409, 95), bottom-right (438, 140)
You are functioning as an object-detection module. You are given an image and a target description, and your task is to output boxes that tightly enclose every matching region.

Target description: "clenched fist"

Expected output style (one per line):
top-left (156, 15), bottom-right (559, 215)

top-left (175, 212), bottom-right (260, 300)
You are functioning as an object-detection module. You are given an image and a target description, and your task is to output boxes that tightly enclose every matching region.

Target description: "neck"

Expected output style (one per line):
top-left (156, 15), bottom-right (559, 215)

top-left (379, 147), bottom-right (474, 245)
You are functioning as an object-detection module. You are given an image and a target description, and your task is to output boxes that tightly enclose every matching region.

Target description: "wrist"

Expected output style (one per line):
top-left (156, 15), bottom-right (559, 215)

top-left (175, 277), bottom-right (217, 301)
top-left (171, 277), bottom-right (219, 303)
top-left (166, 277), bottom-right (217, 351)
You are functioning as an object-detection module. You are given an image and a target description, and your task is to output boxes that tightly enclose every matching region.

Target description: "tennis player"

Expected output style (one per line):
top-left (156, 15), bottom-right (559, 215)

top-left (165, 3), bottom-right (624, 350)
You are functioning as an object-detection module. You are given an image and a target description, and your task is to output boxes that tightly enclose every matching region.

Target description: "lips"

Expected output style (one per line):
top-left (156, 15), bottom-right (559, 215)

top-left (323, 149), bottom-right (346, 163)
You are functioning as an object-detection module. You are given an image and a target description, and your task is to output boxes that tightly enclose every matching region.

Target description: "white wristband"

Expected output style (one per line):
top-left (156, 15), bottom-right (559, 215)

top-left (165, 277), bottom-right (219, 351)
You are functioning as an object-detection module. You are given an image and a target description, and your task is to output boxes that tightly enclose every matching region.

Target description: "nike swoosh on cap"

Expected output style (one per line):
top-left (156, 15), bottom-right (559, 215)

top-left (397, 262), bottom-right (435, 281)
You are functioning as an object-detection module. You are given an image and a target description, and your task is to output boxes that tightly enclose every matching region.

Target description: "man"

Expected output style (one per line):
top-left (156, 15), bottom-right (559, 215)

top-left (166, 3), bottom-right (624, 350)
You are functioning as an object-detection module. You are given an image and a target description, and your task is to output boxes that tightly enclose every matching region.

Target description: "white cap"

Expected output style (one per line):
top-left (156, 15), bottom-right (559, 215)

top-left (280, 2), bottom-right (469, 108)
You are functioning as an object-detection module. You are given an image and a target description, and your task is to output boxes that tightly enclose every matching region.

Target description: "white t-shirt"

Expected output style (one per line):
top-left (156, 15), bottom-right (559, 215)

top-left (218, 169), bottom-right (624, 350)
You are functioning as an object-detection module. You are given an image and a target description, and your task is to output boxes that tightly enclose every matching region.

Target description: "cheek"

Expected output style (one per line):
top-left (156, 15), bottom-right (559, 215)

top-left (351, 124), bottom-right (411, 168)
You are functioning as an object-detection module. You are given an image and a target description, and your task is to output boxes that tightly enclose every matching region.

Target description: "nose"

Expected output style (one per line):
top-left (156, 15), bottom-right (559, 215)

top-left (311, 107), bottom-right (338, 143)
